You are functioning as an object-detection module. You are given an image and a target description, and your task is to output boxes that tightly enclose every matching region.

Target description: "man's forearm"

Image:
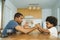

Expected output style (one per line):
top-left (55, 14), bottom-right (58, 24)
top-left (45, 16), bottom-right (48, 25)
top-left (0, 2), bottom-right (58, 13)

top-left (15, 25), bottom-right (37, 34)
top-left (24, 27), bottom-right (36, 34)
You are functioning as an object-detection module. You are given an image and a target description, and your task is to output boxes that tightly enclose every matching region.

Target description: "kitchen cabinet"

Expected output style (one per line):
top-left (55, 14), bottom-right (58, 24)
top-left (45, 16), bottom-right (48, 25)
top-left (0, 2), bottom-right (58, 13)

top-left (17, 8), bottom-right (42, 18)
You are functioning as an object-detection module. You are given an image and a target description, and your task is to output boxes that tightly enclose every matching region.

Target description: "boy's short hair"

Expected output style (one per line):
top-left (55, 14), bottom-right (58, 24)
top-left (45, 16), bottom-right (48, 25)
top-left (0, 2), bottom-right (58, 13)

top-left (46, 16), bottom-right (57, 26)
top-left (14, 13), bottom-right (23, 19)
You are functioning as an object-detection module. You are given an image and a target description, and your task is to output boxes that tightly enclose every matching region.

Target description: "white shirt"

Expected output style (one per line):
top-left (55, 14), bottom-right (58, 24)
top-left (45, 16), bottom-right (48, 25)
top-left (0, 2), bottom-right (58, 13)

top-left (48, 27), bottom-right (58, 37)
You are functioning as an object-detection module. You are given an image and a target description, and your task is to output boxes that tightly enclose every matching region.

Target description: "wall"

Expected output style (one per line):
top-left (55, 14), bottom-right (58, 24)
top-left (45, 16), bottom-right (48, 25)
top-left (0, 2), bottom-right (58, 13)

top-left (0, 0), bottom-right (2, 29)
top-left (57, 8), bottom-right (60, 31)
top-left (57, 0), bottom-right (60, 32)
top-left (42, 8), bottom-right (52, 21)
top-left (3, 0), bottom-right (17, 28)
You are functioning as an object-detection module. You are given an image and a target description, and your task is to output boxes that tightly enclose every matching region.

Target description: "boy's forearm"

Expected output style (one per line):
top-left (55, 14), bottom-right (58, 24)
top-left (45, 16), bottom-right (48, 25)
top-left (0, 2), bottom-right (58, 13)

top-left (38, 26), bottom-right (44, 32)
top-left (38, 28), bottom-right (43, 33)
top-left (38, 26), bottom-right (50, 33)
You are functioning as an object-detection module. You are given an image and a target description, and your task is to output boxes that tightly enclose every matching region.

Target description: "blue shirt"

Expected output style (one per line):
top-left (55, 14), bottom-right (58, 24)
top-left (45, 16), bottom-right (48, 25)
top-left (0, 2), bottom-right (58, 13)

top-left (2, 20), bottom-right (18, 36)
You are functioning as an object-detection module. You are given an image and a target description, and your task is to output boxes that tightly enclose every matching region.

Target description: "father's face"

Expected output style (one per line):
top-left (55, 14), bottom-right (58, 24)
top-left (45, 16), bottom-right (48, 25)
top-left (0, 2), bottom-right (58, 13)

top-left (17, 16), bottom-right (24, 23)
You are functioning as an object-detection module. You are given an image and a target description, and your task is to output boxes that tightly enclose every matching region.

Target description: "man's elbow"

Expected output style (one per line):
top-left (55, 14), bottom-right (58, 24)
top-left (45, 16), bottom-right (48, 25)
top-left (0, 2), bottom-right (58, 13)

top-left (23, 31), bottom-right (30, 34)
top-left (22, 31), bottom-right (28, 34)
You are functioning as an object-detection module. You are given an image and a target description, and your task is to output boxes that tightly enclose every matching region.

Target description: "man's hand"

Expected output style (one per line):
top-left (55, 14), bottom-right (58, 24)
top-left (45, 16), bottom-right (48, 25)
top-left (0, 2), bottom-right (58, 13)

top-left (23, 22), bottom-right (30, 29)
top-left (35, 24), bottom-right (44, 33)
top-left (34, 25), bottom-right (38, 29)
top-left (35, 24), bottom-right (41, 29)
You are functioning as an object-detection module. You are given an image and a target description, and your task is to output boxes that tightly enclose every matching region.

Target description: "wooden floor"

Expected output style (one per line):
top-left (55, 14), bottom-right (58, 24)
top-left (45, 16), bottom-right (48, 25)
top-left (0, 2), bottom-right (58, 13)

top-left (0, 30), bottom-right (60, 40)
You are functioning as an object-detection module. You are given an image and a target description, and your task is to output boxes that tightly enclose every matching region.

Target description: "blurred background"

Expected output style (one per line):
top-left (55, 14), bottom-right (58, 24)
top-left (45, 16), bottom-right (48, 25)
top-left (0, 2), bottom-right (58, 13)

top-left (0, 0), bottom-right (60, 33)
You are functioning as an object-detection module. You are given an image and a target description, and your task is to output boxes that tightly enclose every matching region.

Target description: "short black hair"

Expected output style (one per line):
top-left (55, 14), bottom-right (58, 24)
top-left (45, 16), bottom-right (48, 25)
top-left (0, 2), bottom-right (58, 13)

top-left (14, 13), bottom-right (23, 19)
top-left (46, 16), bottom-right (57, 26)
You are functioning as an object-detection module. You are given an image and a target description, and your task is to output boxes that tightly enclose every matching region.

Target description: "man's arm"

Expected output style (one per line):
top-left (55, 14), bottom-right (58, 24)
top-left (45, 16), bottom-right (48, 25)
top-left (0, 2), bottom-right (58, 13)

top-left (15, 25), bottom-right (36, 34)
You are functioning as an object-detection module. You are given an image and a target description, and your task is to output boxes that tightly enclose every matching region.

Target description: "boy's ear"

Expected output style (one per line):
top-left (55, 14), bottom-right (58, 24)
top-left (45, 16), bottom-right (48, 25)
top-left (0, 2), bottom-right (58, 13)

top-left (51, 23), bottom-right (54, 25)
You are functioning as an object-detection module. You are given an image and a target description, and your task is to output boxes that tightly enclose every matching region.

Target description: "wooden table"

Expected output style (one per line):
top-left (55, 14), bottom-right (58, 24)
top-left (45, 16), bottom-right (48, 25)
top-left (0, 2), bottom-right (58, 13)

top-left (0, 30), bottom-right (60, 40)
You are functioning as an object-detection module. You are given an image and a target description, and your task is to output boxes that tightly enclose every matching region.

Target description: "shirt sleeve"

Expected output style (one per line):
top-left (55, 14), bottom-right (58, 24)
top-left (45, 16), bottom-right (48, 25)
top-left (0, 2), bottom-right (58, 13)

top-left (10, 21), bottom-right (18, 28)
top-left (2, 20), bottom-right (18, 37)
top-left (6, 20), bottom-right (18, 29)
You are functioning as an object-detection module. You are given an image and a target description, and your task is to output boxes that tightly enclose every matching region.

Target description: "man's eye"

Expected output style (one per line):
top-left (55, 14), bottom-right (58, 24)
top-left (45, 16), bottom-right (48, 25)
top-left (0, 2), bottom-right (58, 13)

top-left (46, 23), bottom-right (48, 25)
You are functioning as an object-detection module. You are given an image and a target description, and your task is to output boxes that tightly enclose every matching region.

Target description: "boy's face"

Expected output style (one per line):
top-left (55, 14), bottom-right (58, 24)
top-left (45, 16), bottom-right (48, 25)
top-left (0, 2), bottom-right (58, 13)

top-left (46, 21), bottom-right (53, 28)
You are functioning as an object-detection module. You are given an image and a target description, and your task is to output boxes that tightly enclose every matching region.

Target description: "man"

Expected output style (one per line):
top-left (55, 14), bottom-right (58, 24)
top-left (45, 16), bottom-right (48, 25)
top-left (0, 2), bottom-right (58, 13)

top-left (2, 13), bottom-right (37, 37)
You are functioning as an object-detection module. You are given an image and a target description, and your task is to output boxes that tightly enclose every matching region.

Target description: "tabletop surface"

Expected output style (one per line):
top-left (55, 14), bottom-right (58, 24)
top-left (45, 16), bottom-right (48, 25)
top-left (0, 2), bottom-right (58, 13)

top-left (0, 30), bottom-right (60, 40)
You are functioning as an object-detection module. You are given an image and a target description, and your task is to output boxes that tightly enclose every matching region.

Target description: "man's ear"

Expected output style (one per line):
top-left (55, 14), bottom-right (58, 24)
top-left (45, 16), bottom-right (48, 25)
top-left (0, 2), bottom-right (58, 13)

top-left (15, 17), bottom-right (19, 19)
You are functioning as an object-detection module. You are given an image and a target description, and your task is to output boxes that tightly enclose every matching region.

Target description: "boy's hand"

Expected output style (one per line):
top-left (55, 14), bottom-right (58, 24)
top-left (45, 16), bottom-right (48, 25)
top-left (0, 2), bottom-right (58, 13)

top-left (35, 24), bottom-right (43, 33)
top-left (35, 24), bottom-right (43, 30)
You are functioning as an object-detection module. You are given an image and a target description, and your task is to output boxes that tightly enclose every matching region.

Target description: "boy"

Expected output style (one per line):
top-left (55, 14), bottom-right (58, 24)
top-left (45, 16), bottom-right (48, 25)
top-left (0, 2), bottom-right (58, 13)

top-left (36, 16), bottom-right (58, 37)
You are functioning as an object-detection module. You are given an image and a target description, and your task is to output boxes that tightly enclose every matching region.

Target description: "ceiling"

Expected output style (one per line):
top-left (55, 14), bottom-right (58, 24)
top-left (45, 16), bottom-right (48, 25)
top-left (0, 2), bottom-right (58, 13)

top-left (10, 0), bottom-right (60, 8)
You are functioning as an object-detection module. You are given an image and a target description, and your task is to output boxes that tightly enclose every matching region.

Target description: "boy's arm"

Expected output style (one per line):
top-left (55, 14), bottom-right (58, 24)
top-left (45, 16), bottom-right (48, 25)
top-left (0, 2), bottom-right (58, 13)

top-left (36, 24), bottom-right (50, 33)
top-left (15, 25), bottom-right (36, 34)
top-left (38, 27), bottom-right (50, 33)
